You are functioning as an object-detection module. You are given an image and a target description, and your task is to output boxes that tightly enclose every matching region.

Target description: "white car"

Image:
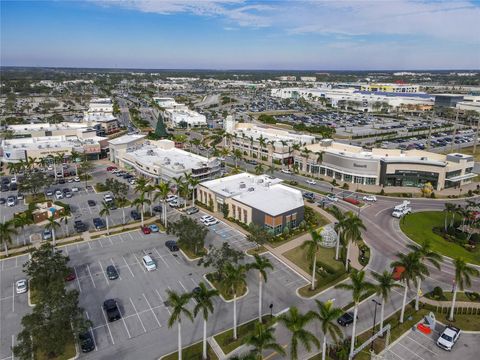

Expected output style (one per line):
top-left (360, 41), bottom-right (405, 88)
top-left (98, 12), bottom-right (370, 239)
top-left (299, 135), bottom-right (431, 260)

top-left (326, 194), bottom-right (338, 202)
top-left (10, 177), bottom-right (17, 184)
top-left (437, 326), bottom-right (461, 351)
top-left (203, 218), bottom-right (219, 226)
top-left (7, 196), bottom-right (16, 207)
top-left (200, 215), bottom-right (214, 222)
top-left (71, 187), bottom-right (79, 192)
top-left (306, 179), bottom-right (316, 185)
top-left (281, 169), bottom-right (292, 174)
top-left (363, 195), bottom-right (377, 202)
top-left (73, 177), bottom-right (80, 182)
top-left (166, 195), bottom-right (178, 202)
top-left (392, 207), bottom-right (411, 218)
top-left (103, 194), bottom-right (114, 203)
top-left (16, 279), bottom-right (28, 294)
top-left (142, 255), bottom-right (157, 271)
top-left (55, 191), bottom-right (63, 200)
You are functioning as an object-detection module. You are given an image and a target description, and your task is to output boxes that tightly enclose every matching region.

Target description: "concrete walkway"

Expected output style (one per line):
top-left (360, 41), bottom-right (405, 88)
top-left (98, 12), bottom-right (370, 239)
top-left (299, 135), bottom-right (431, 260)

top-left (421, 296), bottom-right (480, 309)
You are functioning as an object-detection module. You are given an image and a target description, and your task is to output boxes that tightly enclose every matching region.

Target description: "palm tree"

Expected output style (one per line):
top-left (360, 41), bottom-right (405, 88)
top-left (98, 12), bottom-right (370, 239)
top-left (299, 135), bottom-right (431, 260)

top-left (132, 193), bottom-right (150, 227)
top-left (233, 149), bottom-right (243, 167)
top-left (188, 177), bottom-right (200, 207)
top-left (223, 263), bottom-right (247, 340)
top-left (443, 203), bottom-right (456, 231)
top-left (0, 220), bottom-right (18, 257)
top-left (314, 300), bottom-right (343, 360)
top-left (247, 255), bottom-right (273, 321)
top-left (45, 216), bottom-right (61, 248)
top-left (277, 307), bottom-right (319, 360)
top-left (372, 271), bottom-right (401, 334)
top-left (192, 282), bottom-right (219, 360)
top-left (116, 196), bottom-right (130, 225)
top-left (254, 163), bottom-right (264, 175)
top-left (154, 181), bottom-right (170, 227)
top-left (166, 290), bottom-right (193, 360)
top-left (336, 270), bottom-right (375, 357)
top-left (134, 176), bottom-right (149, 195)
top-left (407, 240), bottom-right (442, 310)
top-left (390, 252), bottom-right (422, 323)
top-left (258, 135), bottom-right (267, 160)
top-left (329, 206), bottom-right (346, 261)
top-left (99, 201), bottom-right (111, 235)
top-left (245, 321), bottom-right (285, 360)
top-left (450, 258), bottom-right (479, 320)
top-left (342, 212), bottom-right (366, 271)
top-left (301, 230), bottom-right (323, 290)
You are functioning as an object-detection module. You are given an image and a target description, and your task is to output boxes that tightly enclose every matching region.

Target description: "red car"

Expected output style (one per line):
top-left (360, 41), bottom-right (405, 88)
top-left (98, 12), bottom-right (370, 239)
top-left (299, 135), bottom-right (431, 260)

top-left (392, 266), bottom-right (405, 281)
top-left (106, 166), bottom-right (117, 172)
top-left (65, 271), bottom-right (76, 282)
top-left (141, 226), bottom-right (151, 235)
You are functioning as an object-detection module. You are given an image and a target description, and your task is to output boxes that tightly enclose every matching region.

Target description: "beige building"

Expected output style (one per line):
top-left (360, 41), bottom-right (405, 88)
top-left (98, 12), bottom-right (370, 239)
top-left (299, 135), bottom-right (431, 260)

top-left (198, 173), bottom-right (304, 234)
top-left (293, 140), bottom-right (475, 190)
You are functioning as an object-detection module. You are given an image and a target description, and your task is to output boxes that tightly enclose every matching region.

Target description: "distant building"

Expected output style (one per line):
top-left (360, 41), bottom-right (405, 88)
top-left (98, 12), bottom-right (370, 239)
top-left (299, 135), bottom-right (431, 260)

top-left (434, 94), bottom-right (465, 110)
top-left (83, 98), bottom-right (119, 134)
top-left (198, 173), bottom-right (304, 234)
top-left (32, 201), bottom-right (65, 224)
top-left (6, 122), bottom-right (98, 138)
top-left (360, 83), bottom-right (419, 93)
top-left (278, 76), bottom-right (296, 81)
top-left (300, 76), bottom-right (317, 82)
top-left (154, 97), bottom-right (207, 128)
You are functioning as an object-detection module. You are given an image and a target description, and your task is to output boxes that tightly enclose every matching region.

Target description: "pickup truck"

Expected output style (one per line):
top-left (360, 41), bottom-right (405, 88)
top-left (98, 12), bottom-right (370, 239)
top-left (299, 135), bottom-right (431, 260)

top-left (437, 326), bottom-right (461, 351)
top-left (392, 207), bottom-right (411, 218)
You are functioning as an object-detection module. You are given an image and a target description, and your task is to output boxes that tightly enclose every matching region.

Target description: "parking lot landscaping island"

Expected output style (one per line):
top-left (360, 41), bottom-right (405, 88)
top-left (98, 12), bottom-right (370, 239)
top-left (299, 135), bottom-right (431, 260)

top-left (160, 341), bottom-right (218, 360)
top-left (400, 211), bottom-right (480, 265)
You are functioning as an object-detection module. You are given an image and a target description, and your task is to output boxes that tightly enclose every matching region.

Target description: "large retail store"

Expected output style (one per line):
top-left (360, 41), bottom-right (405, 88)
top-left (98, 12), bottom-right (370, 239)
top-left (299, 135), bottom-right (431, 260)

top-left (294, 140), bottom-right (475, 191)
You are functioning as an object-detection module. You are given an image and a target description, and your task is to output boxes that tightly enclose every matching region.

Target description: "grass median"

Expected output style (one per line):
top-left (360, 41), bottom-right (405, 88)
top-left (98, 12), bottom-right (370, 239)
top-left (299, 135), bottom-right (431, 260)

top-left (400, 211), bottom-right (480, 265)
top-left (161, 341), bottom-right (218, 360)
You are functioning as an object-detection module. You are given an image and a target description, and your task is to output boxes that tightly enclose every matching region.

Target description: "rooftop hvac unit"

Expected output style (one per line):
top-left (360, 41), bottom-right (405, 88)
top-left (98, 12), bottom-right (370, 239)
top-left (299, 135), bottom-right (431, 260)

top-left (147, 150), bottom-right (154, 156)
top-left (239, 182), bottom-right (246, 189)
top-left (248, 187), bottom-right (255, 192)
top-left (12, 145), bottom-right (17, 148)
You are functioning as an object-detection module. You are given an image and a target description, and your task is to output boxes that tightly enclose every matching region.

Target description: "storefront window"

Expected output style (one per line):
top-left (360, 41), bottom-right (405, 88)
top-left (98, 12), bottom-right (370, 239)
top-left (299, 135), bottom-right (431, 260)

top-left (326, 169), bottom-right (333, 177)
top-left (320, 167), bottom-right (326, 175)
top-left (335, 172), bottom-right (342, 180)
top-left (354, 176), bottom-right (364, 184)
top-left (344, 174), bottom-right (352, 182)
top-left (366, 177), bottom-right (376, 185)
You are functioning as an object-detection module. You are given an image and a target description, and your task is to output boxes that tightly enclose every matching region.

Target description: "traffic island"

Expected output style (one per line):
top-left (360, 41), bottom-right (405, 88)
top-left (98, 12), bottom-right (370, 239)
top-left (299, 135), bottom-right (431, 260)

top-left (179, 245), bottom-right (208, 261)
top-left (204, 273), bottom-right (248, 302)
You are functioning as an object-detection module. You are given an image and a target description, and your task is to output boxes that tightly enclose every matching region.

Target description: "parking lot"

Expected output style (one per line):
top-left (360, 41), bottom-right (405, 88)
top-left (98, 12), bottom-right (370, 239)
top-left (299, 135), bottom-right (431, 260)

top-left (0, 206), bottom-right (307, 360)
top-left (386, 325), bottom-right (478, 360)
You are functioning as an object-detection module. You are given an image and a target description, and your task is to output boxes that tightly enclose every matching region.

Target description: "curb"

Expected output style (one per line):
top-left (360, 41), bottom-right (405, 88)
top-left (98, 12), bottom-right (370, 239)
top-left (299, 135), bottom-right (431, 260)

top-left (295, 274), bottom-right (350, 300)
top-left (202, 274), bottom-right (249, 303)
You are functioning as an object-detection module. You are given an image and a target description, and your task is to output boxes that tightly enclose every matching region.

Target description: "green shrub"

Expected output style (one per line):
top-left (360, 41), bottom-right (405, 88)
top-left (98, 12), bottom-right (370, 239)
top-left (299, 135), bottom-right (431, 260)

top-left (342, 183), bottom-right (349, 190)
top-left (432, 286), bottom-right (444, 300)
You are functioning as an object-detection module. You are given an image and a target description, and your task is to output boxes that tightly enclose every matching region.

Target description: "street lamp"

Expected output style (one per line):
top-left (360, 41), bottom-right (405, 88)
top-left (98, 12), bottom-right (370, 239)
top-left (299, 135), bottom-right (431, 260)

top-left (371, 299), bottom-right (382, 351)
top-left (269, 303), bottom-right (274, 319)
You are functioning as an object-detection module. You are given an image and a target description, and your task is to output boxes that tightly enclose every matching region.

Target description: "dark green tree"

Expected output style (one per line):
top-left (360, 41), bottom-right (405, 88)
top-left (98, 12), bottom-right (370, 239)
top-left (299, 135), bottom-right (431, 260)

top-left (167, 215), bottom-right (208, 255)
top-left (198, 242), bottom-right (244, 281)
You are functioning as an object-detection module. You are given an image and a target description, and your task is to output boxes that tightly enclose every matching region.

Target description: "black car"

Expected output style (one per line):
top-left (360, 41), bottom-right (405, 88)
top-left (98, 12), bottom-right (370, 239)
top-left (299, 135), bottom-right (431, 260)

top-left (153, 205), bottom-right (162, 213)
top-left (130, 210), bottom-right (141, 220)
top-left (1, 185), bottom-right (9, 192)
top-left (93, 218), bottom-right (106, 230)
top-left (87, 200), bottom-right (96, 207)
top-left (9, 183), bottom-right (17, 191)
top-left (0, 198), bottom-right (5, 205)
top-left (79, 331), bottom-right (95, 353)
top-left (103, 299), bottom-right (121, 322)
top-left (165, 240), bottom-right (179, 252)
top-left (58, 179), bottom-right (66, 184)
top-left (106, 265), bottom-right (119, 280)
top-left (74, 220), bottom-right (88, 233)
top-left (337, 312), bottom-right (355, 327)
top-left (303, 192), bottom-right (315, 201)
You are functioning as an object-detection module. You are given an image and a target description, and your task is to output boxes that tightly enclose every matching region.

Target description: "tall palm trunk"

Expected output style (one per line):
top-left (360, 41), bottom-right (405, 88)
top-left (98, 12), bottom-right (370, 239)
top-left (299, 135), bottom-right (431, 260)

top-left (444, 212), bottom-right (448, 231)
top-left (163, 201), bottom-right (168, 227)
top-left (52, 228), bottom-right (56, 248)
top-left (349, 304), bottom-right (359, 357)
top-left (400, 282), bottom-right (408, 323)
top-left (4, 242), bottom-right (9, 257)
top-left (177, 322), bottom-right (182, 360)
top-left (258, 272), bottom-right (263, 321)
top-left (415, 278), bottom-right (422, 311)
top-left (141, 206), bottom-right (144, 227)
top-left (449, 285), bottom-right (458, 321)
top-left (233, 291), bottom-right (238, 340)
top-left (335, 232), bottom-right (341, 260)
top-left (322, 335), bottom-right (327, 360)
top-left (106, 216), bottom-right (109, 235)
top-left (192, 188), bottom-right (196, 207)
top-left (311, 253), bottom-right (317, 290)
top-left (202, 319), bottom-right (207, 360)
top-left (122, 208), bottom-right (126, 225)
top-left (345, 242), bottom-right (351, 271)
top-left (379, 301), bottom-right (385, 334)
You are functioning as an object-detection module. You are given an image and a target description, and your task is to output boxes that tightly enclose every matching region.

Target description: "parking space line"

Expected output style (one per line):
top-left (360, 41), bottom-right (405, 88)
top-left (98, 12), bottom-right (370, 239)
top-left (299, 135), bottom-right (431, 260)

top-left (122, 256), bottom-right (135, 277)
top-left (86, 265), bottom-right (96, 288)
top-left (178, 280), bottom-right (187, 292)
top-left (12, 282), bottom-right (15, 312)
top-left (85, 311), bottom-right (98, 351)
top-left (88, 241), bottom-right (92, 249)
top-left (100, 306), bottom-right (115, 345)
top-left (98, 261), bottom-right (109, 285)
top-left (388, 348), bottom-right (406, 360)
top-left (405, 334), bottom-right (438, 355)
top-left (155, 289), bottom-right (171, 315)
top-left (128, 232), bottom-right (135, 242)
top-left (397, 342), bottom-right (425, 360)
top-left (108, 237), bottom-right (113, 245)
top-left (133, 253), bottom-right (146, 272)
top-left (11, 334), bottom-right (15, 360)
top-left (129, 298), bottom-right (146, 333)
top-left (142, 293), bottom-right (162, 328)
top-left (99, 239), bottom-right (104, 248)
top-left (73, 266), bottom-right (82, 292)
top-left (117, 307), bottom-right (132, 338)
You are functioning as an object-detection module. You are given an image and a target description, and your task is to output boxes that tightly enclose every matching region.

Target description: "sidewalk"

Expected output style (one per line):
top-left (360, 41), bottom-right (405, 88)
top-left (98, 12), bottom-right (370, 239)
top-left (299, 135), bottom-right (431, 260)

top-left (420, 296), bottom-right (480, 309)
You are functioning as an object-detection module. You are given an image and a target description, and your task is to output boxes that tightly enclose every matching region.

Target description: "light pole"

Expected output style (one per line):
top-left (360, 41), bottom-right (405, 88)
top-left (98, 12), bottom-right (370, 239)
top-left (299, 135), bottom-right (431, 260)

top-left (371, 299), bottom-right (381, 351)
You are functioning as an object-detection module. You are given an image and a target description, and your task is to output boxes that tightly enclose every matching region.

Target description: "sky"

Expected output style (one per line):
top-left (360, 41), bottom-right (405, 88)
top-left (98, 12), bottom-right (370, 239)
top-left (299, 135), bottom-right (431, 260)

top-left (1, 0), bottom-right (480, 70)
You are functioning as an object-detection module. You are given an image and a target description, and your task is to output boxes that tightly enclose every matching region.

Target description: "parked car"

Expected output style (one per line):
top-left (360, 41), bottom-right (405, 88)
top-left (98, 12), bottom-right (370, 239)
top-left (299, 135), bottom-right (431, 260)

top-left (130, 210), bottom-right (141, 220)
top-left (7, 196), bottom-right (16, 207)
top-left (87, 199), bottom-right (96, 207)
top-left (45, 189), bottom-right (54, 196)
top-left (281, 169), bottom-right (292, 174)
top-left (185, 207), bottom-right (199, 215)
top-left (337, 312), bottom-right (355, 326)
top-left (15, 279), bottom-right (28, 294)
top-left (303, 192), bottom-right (315, 201)
top-left (65, 269), bottom-right (76, 282)
top-left (165, 240), bottom-right (179, 252)
top-left (141, 226), bottom-right (151, 234)
top-left (0, 198), bottom-right (5, 205)
top-left (306, 179), bottom-right (316, 185)
top-left (106, 265), bottom-right (119, 280)
top-left (42, 229), bottom-right (52, 240)
top-left (166, 195), bottom-right (177, 202)
top-left (326, 194), bottom-right (338, 202)
top-left (437, 326), bottom-right (461, 351)
top-left (73, 177), bottom-right (80, 182)
top-left (202, 217), bottom-right (219, 226)
top-left (93, 218), bottom-right (106, 230)
top-left (71, 187), bottom-right (79, 192)
top-left (392, 266), bottom-right (405, 281)
top-left (74, 220), bottom-right (87, 233)
top-left (153, 205), bottom-right (162, 213)
top-left (55, 190), bottom-right (63, 200)
top-left (148, 224), bottom-right (159, 232)
top-left (79, 331), bottom-right (95, 353)
top-left (103, 194), bottom-right (114, 203)
top-left (142, 255), bottom-right (156, 271)
top-left (103, 299), bottom-right (121, 322)
top-left (363, 195), bottom-right (377, 202)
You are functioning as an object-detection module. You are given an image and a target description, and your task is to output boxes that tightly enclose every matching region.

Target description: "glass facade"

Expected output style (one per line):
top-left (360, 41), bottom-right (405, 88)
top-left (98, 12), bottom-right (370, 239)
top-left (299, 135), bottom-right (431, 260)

top-left (385, 170), bottom-right (438, 188)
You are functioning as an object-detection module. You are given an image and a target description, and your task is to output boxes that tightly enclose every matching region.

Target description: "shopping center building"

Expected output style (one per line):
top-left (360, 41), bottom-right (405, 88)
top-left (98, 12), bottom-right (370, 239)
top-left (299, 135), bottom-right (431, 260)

top-left (293, 140), bottom-right (475, 190)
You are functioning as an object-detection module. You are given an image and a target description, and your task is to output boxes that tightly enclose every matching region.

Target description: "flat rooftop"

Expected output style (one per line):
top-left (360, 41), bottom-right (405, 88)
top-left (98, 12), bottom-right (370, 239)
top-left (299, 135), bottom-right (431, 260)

top-left (108, 134), bottom-right (146, 145)
top-left (123, 143), bottom-right (214, 172)
top-left (233, 124), bottom-right (315, 145)
top-left (7, 122), bottom-right (95, 132)
top-left (201, 173), bottom-right (303, 216)
top-left (1, 135), bottom-right (106, 150)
